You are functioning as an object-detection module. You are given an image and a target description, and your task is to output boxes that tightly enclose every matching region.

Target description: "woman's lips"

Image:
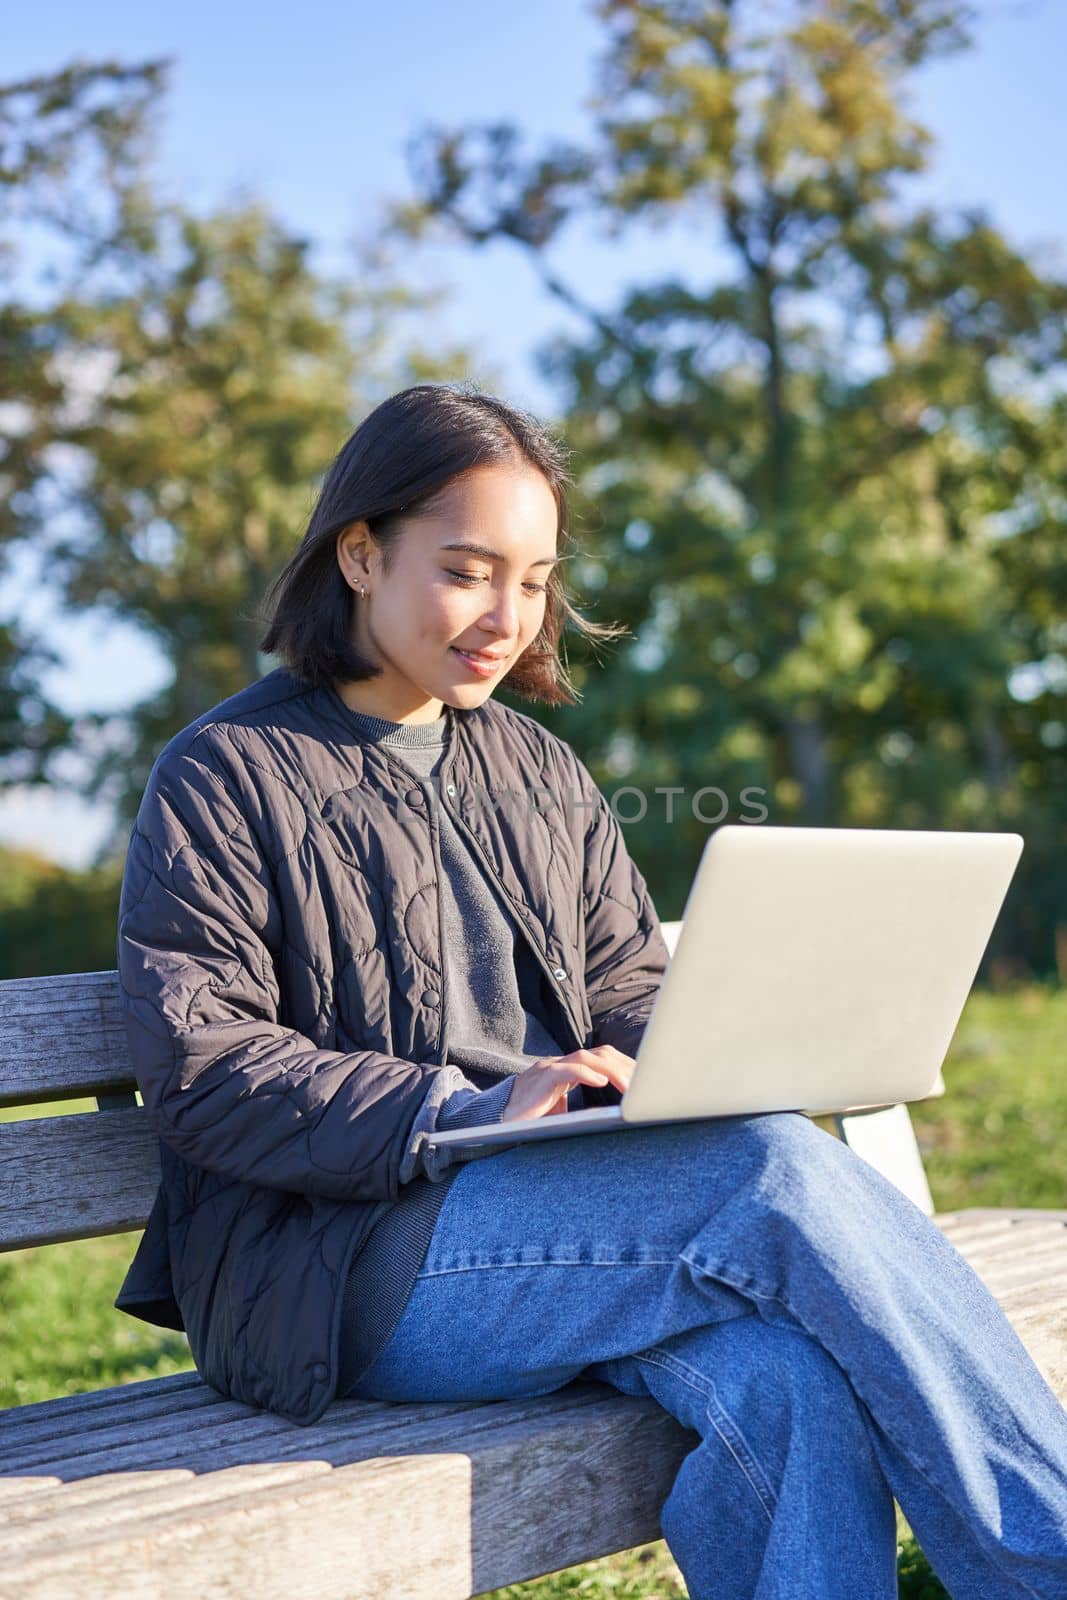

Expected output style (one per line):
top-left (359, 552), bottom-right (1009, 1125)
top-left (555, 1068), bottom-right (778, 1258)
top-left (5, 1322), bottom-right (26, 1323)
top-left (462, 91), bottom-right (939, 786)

top-left (451, 647), bottom-right (506, 678)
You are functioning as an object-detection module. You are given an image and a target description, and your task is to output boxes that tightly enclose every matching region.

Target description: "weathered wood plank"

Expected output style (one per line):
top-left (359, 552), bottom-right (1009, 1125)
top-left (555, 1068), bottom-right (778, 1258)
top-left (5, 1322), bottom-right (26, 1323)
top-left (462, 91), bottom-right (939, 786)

top-left (0, 1463), bottom-right (331, 1547)
top-left (0, 972), bottom-right (133, 1106)
top-left (936, 1209), bottom-right (1067, 1243)
top-left (935, 1218), bottom-right (1063, 1261)
top-left (0, 1109), bottom-right (159, 1249)
top-left (0, 1389), bottom-right (693, 1600)
top-left (0, 1372), bottom-right (202, 1438)
top-left (934, 1209), bottom-right (1067, 1399)
top-left (2, 1388), bottom-right (585, 1472)
top-left (970, 1244), bottom-right (1067, 1295)
top-left (0, 1383), bottom-right (229, 1464)
top-left (2, 1384), bottom-right (612, 1481)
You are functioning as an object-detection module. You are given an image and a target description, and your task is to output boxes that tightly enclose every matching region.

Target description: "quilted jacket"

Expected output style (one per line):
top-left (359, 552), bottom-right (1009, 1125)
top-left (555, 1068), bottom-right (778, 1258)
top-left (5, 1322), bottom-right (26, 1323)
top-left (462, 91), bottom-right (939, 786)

top-left (114, 666), bottom-right (670, 1426)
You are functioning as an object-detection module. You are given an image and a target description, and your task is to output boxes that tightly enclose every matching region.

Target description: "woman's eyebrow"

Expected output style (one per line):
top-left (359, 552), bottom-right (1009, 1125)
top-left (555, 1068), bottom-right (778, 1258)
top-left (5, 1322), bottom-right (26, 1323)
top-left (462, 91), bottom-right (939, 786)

top-left (440, 540), bottom-right (559, 568)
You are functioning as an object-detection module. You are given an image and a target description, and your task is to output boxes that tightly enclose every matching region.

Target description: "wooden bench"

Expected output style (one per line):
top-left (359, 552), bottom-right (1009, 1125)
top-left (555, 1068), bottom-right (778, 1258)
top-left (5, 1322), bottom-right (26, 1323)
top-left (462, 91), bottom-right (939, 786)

top-left (2, 920), bottom-right (1065, 1600)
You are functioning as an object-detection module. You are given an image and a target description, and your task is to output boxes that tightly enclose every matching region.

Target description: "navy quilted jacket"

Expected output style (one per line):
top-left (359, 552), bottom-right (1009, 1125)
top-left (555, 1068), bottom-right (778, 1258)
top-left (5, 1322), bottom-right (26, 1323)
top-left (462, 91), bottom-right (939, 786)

top-left (114, 667), bottom-right (669, 1425)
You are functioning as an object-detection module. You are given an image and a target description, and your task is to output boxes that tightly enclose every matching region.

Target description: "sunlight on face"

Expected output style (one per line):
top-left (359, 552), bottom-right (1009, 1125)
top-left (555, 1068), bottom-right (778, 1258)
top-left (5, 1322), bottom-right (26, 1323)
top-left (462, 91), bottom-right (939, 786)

top-left (334, 460), bottom-right (559, 723)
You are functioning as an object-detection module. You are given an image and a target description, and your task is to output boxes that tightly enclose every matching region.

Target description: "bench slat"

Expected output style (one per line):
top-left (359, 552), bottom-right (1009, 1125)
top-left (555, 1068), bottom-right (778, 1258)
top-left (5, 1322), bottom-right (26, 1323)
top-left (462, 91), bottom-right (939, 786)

top-left (0, 1392), bottom-right (482, 1510)
top-left (4, 1386), bottom-right (566, 1478)
top-left (0, 972), bottom-right (133, 1106)
top-left (0, 1109), bottom-right (159, 1249)
top-left (0, 1387), bottom-right (692, 1600)
top-left (0, 1372), bottom-right (201, 1437)
top-left (0, 1462), bottom-right (334, 1550)
top-left (973, 1243), bottom-right (1067, 1294)
top-left (935, 1214), bottom-right (1065, 1257)
top-left (0, 1381), bottom-right (223, 1464)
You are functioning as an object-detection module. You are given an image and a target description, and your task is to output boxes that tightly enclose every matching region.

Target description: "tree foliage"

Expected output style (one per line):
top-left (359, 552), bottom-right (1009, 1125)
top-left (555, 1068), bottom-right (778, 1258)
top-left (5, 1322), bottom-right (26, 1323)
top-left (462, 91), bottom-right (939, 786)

top-left (0, 64), bottom-right (484, 852)
top-left (391, 0), bottom-right (1067, 974)
top-left (0, 59), bottom-right (165, 780)
top-left (2, 12), bottom-right (1065, 977)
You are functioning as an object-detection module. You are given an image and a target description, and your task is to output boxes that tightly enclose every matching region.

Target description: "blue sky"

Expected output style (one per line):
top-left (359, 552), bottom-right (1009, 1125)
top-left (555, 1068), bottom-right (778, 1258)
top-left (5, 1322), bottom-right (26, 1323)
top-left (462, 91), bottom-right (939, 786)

top-left (1, 0), bottom-right (1063, 865)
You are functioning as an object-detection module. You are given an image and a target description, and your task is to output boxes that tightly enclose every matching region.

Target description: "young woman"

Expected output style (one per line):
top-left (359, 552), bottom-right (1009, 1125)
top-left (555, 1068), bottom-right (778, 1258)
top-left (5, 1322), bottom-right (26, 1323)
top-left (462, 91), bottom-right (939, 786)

top-left (115, 383), bottom-right (1067, 1598)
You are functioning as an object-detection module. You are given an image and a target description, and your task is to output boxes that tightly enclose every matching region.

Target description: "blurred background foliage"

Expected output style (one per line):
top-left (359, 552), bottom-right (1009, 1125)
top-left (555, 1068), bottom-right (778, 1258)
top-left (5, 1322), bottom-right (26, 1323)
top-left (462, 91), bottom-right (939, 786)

top-left (1, 0), bottom-right (1064, 983)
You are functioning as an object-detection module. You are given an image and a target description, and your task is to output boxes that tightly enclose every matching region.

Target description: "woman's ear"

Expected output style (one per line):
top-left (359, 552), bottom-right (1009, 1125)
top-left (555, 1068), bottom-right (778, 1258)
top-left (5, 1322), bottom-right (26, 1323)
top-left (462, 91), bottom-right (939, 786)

top-left (336, 522), bottom-right (374, 590)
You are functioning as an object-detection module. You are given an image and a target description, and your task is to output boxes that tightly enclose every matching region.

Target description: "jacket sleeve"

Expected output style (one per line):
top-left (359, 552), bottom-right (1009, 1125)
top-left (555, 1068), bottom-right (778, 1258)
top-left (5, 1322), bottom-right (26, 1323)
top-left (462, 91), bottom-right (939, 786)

top-left (400, 1063), bottom-right (597, 1173)
top-left (569, 750), bottom-right (670, 1105)
top-left (117, 744), bottom-right (501, 1202)
top-left (398, 1071), bottom-right (516, 1182)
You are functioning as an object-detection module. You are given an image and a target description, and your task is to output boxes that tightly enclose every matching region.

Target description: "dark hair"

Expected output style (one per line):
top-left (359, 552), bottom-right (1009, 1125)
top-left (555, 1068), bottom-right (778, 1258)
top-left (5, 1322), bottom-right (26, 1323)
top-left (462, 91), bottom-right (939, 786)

top-left (256, 382), bottom-right (626, 705)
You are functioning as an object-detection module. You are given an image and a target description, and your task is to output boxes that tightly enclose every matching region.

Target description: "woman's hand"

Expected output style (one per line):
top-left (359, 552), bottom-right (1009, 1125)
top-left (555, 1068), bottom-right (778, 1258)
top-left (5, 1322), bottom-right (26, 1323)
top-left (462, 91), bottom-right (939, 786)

top-left (505, 1045), bottom-right (636, 1122)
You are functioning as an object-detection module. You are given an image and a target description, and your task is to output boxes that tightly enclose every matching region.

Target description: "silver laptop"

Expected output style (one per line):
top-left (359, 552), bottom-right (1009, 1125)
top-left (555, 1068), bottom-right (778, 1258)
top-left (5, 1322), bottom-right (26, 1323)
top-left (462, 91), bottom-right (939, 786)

top-left (426, 824), bottom-right (1023, 1152)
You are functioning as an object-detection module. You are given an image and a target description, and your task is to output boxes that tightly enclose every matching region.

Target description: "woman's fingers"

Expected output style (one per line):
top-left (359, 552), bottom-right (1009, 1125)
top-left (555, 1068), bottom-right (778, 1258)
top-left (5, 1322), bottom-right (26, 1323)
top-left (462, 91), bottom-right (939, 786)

top-left (562, 1062), bottom-right (610, 1084)
top-left (560, 1046), bottom-right (634, 1093)
top-left (596, 1047), bottom-right (637, 1086)
top-left (510, 1048), bottom-right (637, 1122)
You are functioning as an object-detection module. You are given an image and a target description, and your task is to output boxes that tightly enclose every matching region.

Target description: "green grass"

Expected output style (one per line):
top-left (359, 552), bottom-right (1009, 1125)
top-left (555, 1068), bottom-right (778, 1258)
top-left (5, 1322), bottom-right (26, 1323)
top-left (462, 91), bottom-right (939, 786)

top-left (3, 981), bottom-right (1065, 1597)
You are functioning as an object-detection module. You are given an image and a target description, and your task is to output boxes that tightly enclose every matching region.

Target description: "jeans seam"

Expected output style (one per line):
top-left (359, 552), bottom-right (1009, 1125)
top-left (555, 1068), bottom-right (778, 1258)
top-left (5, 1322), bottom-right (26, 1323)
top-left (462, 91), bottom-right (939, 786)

top-left (682, 1249), bottom-right (972, 1527)
top-left (634, 1345), bottom-right (777, 1524)
top-left (416, 1256), bottom-right (680, 1279)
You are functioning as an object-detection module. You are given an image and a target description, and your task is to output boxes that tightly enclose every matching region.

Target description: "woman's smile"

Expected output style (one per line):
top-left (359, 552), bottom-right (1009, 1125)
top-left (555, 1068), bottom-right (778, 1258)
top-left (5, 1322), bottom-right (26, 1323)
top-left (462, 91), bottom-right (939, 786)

top-left (450, 644), bottom-right (510, 677)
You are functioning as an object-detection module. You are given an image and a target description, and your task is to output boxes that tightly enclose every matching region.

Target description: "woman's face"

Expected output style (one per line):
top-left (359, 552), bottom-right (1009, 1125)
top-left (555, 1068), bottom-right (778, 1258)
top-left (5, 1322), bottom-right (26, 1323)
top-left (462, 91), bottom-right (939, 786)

top-left (334, 461), bottom-right (558, 723)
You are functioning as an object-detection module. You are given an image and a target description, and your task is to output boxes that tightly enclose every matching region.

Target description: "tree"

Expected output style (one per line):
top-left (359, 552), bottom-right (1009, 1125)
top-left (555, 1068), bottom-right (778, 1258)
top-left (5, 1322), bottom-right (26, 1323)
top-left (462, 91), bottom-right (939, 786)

top-left (0, 842), bottom-right (122, 979)
top-left (1, 59), bottom-right (165, 781)
top-left (49, 202), bottom-right (481, 840)
top-left (1, 65), bottom-right (488, 857)
top-left (388, 0), bottom-right (1067, 974)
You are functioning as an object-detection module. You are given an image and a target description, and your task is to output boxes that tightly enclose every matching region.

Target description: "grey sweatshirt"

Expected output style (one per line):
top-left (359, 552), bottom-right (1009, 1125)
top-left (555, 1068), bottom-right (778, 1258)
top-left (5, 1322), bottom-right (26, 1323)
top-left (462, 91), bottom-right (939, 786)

top-left (336, 703), bottom-right (576, 1394)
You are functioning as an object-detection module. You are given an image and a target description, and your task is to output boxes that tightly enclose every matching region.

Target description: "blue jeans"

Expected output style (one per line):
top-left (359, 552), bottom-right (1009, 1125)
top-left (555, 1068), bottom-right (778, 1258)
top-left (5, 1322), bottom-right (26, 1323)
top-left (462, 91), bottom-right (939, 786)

top-left (345, 1111), bottom-right (1067, 1598)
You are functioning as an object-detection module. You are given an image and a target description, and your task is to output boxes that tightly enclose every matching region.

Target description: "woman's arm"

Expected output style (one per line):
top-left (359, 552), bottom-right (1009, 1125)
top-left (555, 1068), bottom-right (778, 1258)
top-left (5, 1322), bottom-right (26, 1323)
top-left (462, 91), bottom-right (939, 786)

top-left (117, 744), bottom-right (510, 1202)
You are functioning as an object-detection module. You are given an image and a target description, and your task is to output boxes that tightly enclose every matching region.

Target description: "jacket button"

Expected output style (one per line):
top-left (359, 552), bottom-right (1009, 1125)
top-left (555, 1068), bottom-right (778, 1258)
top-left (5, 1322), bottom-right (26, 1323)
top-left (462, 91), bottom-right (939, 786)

top-left (312, 1362), bottom-right (328, 1382)
top-left (407, 788), bottom-right (423, 806)
top-left (552, 966), bottom-right (567, 981)
top-left (422, 989), bottom-right (440, 1006)
top-left (445, 782), bottom-right (456, 797)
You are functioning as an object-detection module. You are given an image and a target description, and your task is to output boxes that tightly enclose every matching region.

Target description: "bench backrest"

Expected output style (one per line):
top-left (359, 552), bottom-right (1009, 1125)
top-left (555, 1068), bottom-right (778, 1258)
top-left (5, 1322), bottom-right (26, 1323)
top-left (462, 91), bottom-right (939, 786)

top-left (0, 922), bottom-right (944, 1252)
top-left (0, 969), bottom-right (157, 1250)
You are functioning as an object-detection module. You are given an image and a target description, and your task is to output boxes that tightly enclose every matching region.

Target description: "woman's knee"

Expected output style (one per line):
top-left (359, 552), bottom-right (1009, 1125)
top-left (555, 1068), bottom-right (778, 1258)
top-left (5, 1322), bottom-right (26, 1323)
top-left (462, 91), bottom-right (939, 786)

top-left (756, 1322), bottom-right (871, 1428)
top-left (658, 1312), bottom-right (861, 1412)
top-left (655, 1110), bottom-right (838, 1222)
top-left (723, 1107), bottom-right (838, 1163)
top-left (669, 1107), bottom-right (832, 1167)
top-left (630, 1319), bottom-right (877, 1491)
top-left (671, 1110), bottom-right (917, 1325)
top-left (701, 1108), bottom-right (893, 1221)
top-left (694, 1320), bottom-right (876, 1461)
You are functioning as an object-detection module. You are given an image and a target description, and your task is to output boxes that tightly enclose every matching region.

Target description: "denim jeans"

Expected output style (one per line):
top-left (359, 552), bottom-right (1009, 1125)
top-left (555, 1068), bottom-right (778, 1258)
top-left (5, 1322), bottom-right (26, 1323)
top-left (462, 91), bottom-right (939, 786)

top-left (344, 1111), bottom-right (1067, 1599)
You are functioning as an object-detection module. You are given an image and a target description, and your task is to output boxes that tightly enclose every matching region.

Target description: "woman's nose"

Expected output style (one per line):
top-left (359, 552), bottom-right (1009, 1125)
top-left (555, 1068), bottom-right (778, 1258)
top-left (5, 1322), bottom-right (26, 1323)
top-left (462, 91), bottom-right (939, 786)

top-left (481, 585), bottom-right (520, 637)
